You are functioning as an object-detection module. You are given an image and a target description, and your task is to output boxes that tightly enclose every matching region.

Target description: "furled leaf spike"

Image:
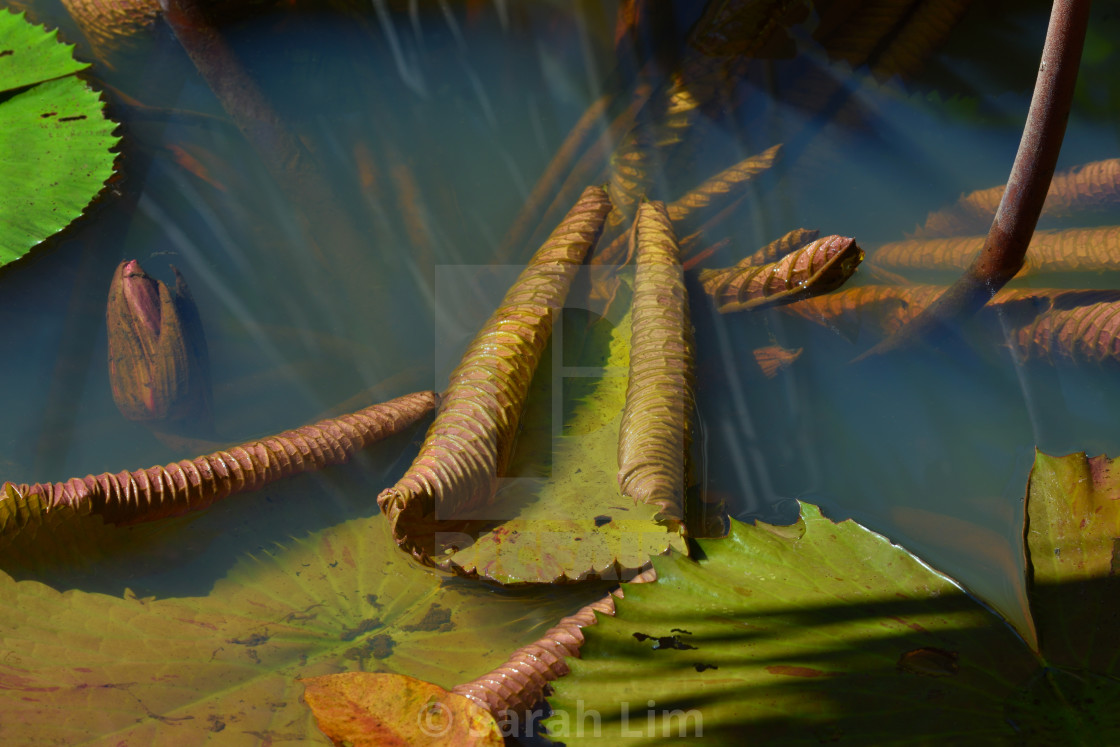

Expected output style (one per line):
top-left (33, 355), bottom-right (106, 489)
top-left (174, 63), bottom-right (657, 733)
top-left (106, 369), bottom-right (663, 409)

top-left (378, 186), bottom-right (613, 562)
top-left (616, 200), bottom-right (695, 530)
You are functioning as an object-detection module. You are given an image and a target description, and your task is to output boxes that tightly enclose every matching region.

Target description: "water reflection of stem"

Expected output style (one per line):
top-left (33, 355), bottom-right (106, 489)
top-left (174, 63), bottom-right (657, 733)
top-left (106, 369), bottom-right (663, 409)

top-left (858, 0), bottom-right (1091, 360)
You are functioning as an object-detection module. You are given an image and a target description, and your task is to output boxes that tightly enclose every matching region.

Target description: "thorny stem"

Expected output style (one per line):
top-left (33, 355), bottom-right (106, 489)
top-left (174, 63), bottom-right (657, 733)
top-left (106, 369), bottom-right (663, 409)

top-left (857, 0), bottom-right (1091, 360)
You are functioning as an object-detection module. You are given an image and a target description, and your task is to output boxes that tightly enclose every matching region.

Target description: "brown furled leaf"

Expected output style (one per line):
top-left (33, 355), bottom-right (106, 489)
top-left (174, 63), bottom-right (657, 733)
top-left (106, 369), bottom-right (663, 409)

top-left (739, 226), bottom-right (820, 266)
top-left (753, 344), bottom-right (803, 377)
top-left (1, 390), bottom-right (436, 536)
top-left (302, 672), bottom-right (503, 746)
top-left (917, 158), bottom-right (1120, 238)
top-left (617, 201), bottom-right (695, 529)
top-left (452, 567), bottom-right (657, 719)
top-left (700, 234), bottom-right (863, 313)
top-left (377, 186), bottom-right (613, 563)
top-left (666, 144), bottom-right (782, 225)
top-left (871, 226), bottom-right (1120, 276)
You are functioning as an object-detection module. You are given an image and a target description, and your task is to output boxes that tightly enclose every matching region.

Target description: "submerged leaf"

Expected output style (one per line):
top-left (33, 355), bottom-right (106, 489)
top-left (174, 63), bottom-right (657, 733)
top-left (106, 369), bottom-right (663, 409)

top-left (378, 187), bottom-right (612, 563)
top-left (918, 158), bottom-right (1120, 237)
top-left (752, 344), bottom-right (802, 377)
top-left (0, 10), bottom-right (118, 264)
top-left (871, 226), bottom-right (1120, 276)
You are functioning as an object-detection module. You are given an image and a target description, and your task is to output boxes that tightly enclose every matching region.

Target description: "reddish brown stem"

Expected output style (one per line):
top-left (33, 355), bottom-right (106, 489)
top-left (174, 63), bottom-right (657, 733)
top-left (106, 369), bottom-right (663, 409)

top-left (858, 0), bottom-right (1090, 359)
top-left (2, 391), bottom-right (436, 531)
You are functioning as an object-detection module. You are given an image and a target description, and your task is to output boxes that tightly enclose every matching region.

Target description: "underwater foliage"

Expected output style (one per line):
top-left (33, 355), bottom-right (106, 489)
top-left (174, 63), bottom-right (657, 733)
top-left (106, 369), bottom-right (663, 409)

top-left (871, 225), bottom-right (1120, 276)
top-left (917, 157), bottom-right (1120, 237)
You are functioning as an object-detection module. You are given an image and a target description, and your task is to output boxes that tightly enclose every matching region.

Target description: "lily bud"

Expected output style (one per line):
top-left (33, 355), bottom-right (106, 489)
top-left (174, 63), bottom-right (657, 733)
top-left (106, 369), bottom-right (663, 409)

top-left (106, 259), bottom-right (212, 424)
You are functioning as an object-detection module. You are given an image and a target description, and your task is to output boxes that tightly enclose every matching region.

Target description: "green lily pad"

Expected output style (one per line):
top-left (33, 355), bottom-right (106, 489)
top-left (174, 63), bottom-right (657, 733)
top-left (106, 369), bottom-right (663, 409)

top-left (0, 512), bottom-right (596, 744)
top-left (545, 502), bottom-right (1037, 744)
top-left (0, 9), bottom-right (118, 265)
top-left (444, 305), bottom-right (686, 584)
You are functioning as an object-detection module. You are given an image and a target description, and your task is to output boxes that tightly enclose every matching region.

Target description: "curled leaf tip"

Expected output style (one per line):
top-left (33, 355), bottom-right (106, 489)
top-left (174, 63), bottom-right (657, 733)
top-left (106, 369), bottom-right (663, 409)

top-left (702, 234), bottom-right (863, 313)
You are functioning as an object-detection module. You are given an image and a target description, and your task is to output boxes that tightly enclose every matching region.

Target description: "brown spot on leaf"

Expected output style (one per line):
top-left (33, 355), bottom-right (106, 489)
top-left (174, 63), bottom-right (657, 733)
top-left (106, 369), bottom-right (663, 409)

top-left (345, 633), bottom-right (395, 663)
top-left (897, 647), bottom-right (959, 677)
top-left (402, 603), bottom-right (453, 633)
top-left (693, 662), bottom-right (718, 672)
top-left (765, 665), bottom-right (839, 678)
top-left (228, 632), bottom-right (269, 647)
top-left (340, 618), bottom-right (382, 642)
top-left (58, 115), bottom-right (87, 122)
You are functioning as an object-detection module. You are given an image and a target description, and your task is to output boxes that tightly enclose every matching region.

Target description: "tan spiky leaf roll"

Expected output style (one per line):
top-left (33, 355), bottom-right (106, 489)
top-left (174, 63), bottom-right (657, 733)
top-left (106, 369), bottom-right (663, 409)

top-left (0, 390), bottom-right (436, 540)
top-left (616, 201), bottom-right (695, 529)
top-left (871, 226), bottom-right (1120, 276)
top-left (700, 234), bottom-right (863, 313)
top-left (378, 186), bottom-right (612, 562)
top-left (918, 158), bottom-right (1120, 238)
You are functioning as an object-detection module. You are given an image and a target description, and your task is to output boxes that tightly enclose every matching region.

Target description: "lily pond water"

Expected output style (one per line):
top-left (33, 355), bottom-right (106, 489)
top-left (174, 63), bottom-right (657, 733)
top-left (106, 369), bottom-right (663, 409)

top-left (1, 0), bottom-right (1119, 743)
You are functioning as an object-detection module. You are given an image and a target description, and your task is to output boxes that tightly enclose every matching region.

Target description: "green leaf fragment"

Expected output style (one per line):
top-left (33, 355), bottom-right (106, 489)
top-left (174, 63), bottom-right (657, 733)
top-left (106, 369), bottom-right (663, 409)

top-left (0, 9), bottom-right (118, 266)
top-left (0, 10), bottom-right (88, 93)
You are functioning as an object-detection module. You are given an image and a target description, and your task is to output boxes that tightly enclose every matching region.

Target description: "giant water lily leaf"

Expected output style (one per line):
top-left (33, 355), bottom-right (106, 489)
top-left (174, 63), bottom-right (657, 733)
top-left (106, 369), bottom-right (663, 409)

top-left (0, 512), bottom-right (601, 744)
top-left (1025, 450), bottom-right (1120, 673)
top-left (446, 305), bottom-right (686, 584)
top-left (0, 10), bottom-right (118, 265)
top-left (545, 502), bottom-right (1037, 744)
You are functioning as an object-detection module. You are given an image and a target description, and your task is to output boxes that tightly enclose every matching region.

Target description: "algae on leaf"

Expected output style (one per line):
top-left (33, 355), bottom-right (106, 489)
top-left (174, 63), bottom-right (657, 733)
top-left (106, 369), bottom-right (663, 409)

top-left (0, 9), bottom-right (119, 265)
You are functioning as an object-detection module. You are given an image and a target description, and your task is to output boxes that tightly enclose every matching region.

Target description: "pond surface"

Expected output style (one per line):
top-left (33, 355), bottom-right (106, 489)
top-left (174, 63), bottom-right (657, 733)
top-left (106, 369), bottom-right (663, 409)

top-left (1, 0), bottom-right (1118, 742)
